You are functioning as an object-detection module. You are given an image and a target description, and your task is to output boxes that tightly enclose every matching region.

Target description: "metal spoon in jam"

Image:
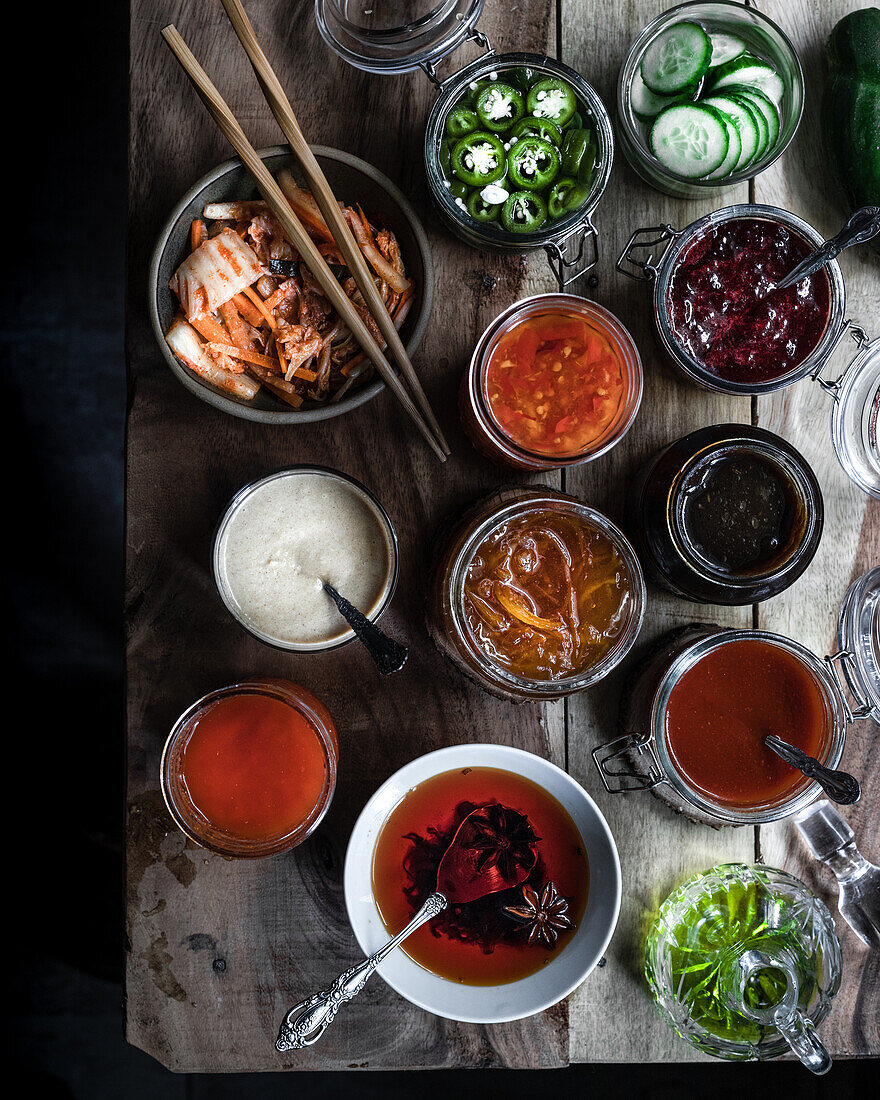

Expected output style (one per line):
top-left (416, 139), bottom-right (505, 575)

top-left (276, 804), bottom-right (537, 1049)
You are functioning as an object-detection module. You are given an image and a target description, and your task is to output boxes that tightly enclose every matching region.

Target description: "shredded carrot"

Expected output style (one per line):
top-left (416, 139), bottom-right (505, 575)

top-left (205, 343), bottom-right (281, 372)
top-left (263, 285), bottom-right (291, 314)
top-left (218, 301), bottom-right (256, 352)
top-left (190, 219), bottom-right (206, 252)
top-left (246, 363), bottom-right (303, 407)
top-left (340, 352), bottom-right (365, 377)
top-left (291, 366), bottom-right (317, 382)
top-left (232, 292), bottom-right (265, 328)
top-left (242, 286), bottom-right (277, 330)
top-left (274, 336), bottom-right (288, 376)
top-left (190, 315), bottom-right (234, 345)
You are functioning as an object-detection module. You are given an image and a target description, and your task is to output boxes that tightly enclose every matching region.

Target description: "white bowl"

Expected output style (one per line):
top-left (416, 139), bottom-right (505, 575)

top-left (344, 744), bottom-right (621, 1024)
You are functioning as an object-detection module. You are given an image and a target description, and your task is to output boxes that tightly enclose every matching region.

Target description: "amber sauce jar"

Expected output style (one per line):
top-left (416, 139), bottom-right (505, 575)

top-left (627, 425), bottom-right (823, 605)
top-left (427, 487), bottom-right (645, 701)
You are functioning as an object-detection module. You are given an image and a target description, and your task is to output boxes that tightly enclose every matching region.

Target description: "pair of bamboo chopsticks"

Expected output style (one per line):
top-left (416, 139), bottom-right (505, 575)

top-left (161, 1), bottom-right (449, 462)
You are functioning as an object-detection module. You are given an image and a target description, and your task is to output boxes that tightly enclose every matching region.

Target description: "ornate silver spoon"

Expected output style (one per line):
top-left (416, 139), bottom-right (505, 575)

top-left (775, 206), bottom-right (880, 290)
top-left (765, 735), bottom-right (861, 805)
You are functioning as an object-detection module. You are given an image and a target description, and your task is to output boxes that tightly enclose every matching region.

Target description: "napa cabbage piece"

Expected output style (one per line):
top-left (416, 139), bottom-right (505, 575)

top-left (169, 227), bottom-right (264, 322)
top-left (165, 317), bottom-right (261, 399)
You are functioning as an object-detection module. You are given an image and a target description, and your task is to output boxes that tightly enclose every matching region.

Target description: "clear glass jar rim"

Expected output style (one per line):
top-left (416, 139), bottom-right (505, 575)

top-left (160, 679), bottom-right (338, 857)
top-left (212, 464), bottom-right (399, 653)
top-left (648, 630), bottom-right (846, 823)
top-left (653, 204), bottom-right (846, 394)
top-left (448, 492), bottom-right (646, 694)
top-left (470, 293), bottom-right (644, 464)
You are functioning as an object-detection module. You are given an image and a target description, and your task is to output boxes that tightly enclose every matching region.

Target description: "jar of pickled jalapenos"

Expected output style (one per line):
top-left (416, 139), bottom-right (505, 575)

top-left (426, 487), bottom-right (646, 702)
top-left (314, 1), bottom-right (614, 287)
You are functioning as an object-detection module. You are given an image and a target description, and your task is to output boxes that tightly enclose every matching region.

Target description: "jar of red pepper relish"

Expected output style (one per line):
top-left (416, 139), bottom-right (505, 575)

top-left (617, 204), bottom-right (846, 395)
top-left (460, 294), bottom-right (643, 470)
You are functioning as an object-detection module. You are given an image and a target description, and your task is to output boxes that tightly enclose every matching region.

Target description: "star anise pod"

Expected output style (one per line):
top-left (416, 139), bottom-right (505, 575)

top-left (467, 804), bottom-right (540, 883)
top-left (504, 880), bottom-right (574, 948)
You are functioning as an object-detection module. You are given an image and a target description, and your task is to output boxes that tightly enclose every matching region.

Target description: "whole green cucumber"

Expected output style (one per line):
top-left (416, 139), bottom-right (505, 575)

top-left (823, 6), bottom-right (880, 246)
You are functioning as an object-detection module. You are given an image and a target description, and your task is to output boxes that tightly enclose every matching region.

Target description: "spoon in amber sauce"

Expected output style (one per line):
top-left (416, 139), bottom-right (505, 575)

top-left (275, 805), bottom-right (537, 1049)
top-left (765, 735), bottom-right (861, 805)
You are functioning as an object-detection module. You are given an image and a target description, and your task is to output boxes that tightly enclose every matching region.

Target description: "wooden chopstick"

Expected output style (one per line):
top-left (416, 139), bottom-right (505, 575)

top-left (218, 0), bottom-right (450, 457)
top-left (161, 25), bottom-right (447, 463)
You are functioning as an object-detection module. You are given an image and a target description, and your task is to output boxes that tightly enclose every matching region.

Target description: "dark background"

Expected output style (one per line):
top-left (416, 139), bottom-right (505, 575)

top-left (8, 4), bottom-right (875, 1096)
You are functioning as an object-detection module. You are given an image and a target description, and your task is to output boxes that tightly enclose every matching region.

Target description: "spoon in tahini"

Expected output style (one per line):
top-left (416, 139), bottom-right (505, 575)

top-left (322, 581), bottom-right (408, 675)
top-left (765, 735), bottom-right (861, 805)
top-left (275, 805), bottom-right (538, 1049)
top-left (775, 206), bottom-right (880, 290)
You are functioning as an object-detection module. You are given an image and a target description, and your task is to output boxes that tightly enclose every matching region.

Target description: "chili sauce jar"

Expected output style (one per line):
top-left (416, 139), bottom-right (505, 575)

top-left (592, 627), bottom-right (856, 827)
top-left (617, 1), bottom-right (804, 198)
top-left (161, 679), bottom-right (339, 858)
top-left (314, 1), bottom-right (613, 287)
top-left (627, 424), bottom-right (823, 605)
top-left (426, 487), bottom-right (645, 702)
top-left (460, 293), bottom-right (643, 470)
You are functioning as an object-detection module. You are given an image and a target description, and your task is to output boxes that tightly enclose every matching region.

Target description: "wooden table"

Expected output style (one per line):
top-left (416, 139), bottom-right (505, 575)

top-left (125, 0), bottom-right (879, 1072)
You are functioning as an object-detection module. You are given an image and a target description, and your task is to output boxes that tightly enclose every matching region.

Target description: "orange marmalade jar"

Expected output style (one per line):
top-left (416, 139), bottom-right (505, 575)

top-left (427, 488), bottom-right (646, 701)
top-left (460, 294), bottom-right (643, 470)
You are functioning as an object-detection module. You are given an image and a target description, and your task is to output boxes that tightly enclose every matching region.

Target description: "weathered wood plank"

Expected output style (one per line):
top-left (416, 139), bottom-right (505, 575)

top-left (559, 0), bottom-right (755, 1065)
top-left (754, 0), bottom-right (880, 1060)
top-left (125, 0), bottom-right (571, 1072)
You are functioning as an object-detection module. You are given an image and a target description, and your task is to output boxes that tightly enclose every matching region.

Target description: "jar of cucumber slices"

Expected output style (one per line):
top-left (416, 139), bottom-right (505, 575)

top-left (617, 1), bottom-right (804, 197)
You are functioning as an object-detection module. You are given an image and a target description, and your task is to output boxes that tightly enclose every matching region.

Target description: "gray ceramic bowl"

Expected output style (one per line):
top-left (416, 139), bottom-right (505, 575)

top-left (149, 145), bottom-right (434, 423)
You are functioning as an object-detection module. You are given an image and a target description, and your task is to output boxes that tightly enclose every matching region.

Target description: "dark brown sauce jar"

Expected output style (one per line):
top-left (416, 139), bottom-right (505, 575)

top-left (627, 424), bottom-right (823, 605)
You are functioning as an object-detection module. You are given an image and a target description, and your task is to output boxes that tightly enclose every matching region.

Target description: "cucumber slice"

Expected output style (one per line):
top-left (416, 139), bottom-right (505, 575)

top-left (649, 103), bottom-right (730, 177)
top-left (702, 95), bottom-right (760, 171)
top-left (705, 110), bottom-right (742, 178)
top-left (730, 86), bottom-right (780, 150)
top-left (641, 21), bottom-right (712, 95)
top-left (731, 93), bottom-right (769, 161)
top-left (708, 33), bottom-right (747, 67)
top-left (710, 55), bottom-right (785, 107)
top-left (630, 68), bottom-right (680, 118)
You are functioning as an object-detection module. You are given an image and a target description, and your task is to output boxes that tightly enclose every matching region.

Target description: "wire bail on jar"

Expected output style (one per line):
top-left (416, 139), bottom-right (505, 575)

top-left (615, 223), bottom-right (679, 281)
top-left (545, 220), bottom-right (600, 289)
top-left (591, 733), bottom-right (665, 793)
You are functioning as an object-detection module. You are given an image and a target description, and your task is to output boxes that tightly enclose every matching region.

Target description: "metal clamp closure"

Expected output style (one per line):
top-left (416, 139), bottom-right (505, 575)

top-left (592, 732), bottom-right (665, 793)
top-left (809, 319), bottom-right (871, 402)
top-left (545, 218), bottom-right (599, 290)
top-left (419, 27), bottom-right (495, 88)
top-left (824, 650), bottom-right (875, 722)
top-left (616, 223), bottom-right (678, 282)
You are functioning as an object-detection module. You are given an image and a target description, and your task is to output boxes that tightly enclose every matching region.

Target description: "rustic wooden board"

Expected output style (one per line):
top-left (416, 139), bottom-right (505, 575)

top-left (125, 0), bottom-right (572, 1073)
top-left (125, 0), bottom-right (879, 1074)
top-left (753, 0), bottom-right (880, 1060)
top-left (558, 0), bottom-right (755, 1064)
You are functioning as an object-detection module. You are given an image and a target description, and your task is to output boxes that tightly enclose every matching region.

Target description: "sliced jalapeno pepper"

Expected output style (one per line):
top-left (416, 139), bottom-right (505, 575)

top-left (474, 82), bottom-right (525, 133)
top-left (560, 181), bottom-right (591, 211)
top-left (506, 66), bottom-right (541, 92)
top-left (448, 179), bottom-right (470, 201)
top-left (446, 106), bottom-right (479, 139)
top-left (450, 132), bottom-right (506, 186)
top-left (467, 190), bottom-right (502, 223)
top-left (561, 128), bottom-right (591, 176)
top-left (577, 141), bottom-right (597, 187)
top-left (510, 114), bottom-right (563, 146)
top-left (563, 110), bottom-right (584, 131)
top-left (527, 77), bottom-right (577, 127)
top-left (438, 138), bottom-right (453, 175)
top-left (547, 177), bottom-right (577, 219)
top-left (507, 137), bottom-right (560, 191)
top-left (501, 191), bottom-right (548, 233)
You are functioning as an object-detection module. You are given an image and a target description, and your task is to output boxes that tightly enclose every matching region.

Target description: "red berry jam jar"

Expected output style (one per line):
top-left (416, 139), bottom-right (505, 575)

top-left (460, 294), bottom-right (643, 470)
top-left (617, 204), bottom-right (846, 395)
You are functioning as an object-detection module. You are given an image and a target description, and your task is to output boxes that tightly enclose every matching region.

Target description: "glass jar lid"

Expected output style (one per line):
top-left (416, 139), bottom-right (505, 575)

top-left (836, 566), bottom-right (880, 723)
top-left (830, 335), bottom-right (880, 499)
top-left (315, 0), bottom-right (484, 73)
